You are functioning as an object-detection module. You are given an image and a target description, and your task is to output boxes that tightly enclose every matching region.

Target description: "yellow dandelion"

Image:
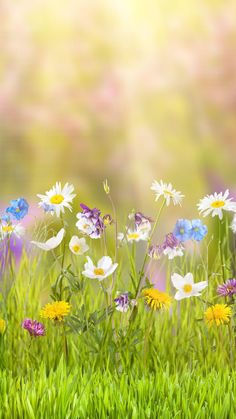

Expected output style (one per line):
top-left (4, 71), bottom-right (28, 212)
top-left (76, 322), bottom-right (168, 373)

top-left (142, 288), bottom-right (172, 311)
top-left (40, 301), bottom-right (71, 321)
top-left (204, 304), bottom-right (232, 327)
top-left (0, 319), bottom-right (6, 334)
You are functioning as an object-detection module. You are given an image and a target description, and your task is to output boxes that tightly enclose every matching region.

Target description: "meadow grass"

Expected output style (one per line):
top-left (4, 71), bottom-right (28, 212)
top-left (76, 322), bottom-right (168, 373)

top-left (1, 189), bottom-right (236, 418)
top-left (0, 244), bottom-right (235, 418)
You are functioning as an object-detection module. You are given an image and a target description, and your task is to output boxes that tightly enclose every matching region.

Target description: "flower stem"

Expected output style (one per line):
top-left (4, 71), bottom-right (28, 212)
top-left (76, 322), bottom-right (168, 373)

top-left (218, 219), bottom-right (225, 280)
top-left (135, 199), bottom-right (166, 299)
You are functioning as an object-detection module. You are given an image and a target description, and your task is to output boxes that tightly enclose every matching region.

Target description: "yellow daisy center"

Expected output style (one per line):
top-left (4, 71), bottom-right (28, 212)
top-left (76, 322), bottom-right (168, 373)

top-left (127, 233), bottom-right (140, 240)
top-left (183, 284), bottom-right (192, 293)
top-left (50, 194), bottom-right (64, 205)
top-left (164, 190), bottom-right (173, 196)
top-left (72, 245), bottom-right (80, 253)
top-left (2, 226), bottom-right (13, 233)
top-left (94, 268), bottom-right (105, 276)
top-left (211, 200), bottom-right (225, 208)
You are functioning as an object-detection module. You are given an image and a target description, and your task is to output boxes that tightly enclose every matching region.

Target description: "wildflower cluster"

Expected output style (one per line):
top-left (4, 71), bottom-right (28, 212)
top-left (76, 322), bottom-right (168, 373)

top-left (1, 180), bottom-right (236, 361)
top-left (0, 197), bottom-right (28, 241)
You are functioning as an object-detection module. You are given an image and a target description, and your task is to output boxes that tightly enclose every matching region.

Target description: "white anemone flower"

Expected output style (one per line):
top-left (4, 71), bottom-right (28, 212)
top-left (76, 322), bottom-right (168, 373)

top-left (171, 272), bottom-right (208, 300)
top-left (163, 245), bottom-right (184, 260)
top-left (37, 182), bottom-right (76, 217)
top-left (82, 256), bottom-right (118, 281)
top-left (197, 190), bottom-right (236, 220)
top-left (231, 214), bottom-right (236, 233)
top-left (69, 236), bottom-right (89, 255)
top-left (117, 232), bottom-right (125, 241)
top-left (31, 228), bottom-right (65, 251)
top-left (151, 180), bottom-right (184, 206)
top-left (126, 228), bottom-right (149, 242)
top-left (0, 223), bottom-right (25, 240)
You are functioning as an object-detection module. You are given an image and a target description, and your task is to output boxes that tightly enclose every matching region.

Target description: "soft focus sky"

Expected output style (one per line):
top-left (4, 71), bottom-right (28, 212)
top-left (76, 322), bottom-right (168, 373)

top-left (1, 0), bottom-right (236, 217)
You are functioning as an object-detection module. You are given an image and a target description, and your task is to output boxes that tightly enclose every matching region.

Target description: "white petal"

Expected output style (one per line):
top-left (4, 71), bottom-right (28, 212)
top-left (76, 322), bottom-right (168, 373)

top-left (184, 273), bottom-right (194, 285)
top-left (171, 273), bottom-right (185, 289)
top-left (98, 256), bottom-right (112, 270)
top-left (192, 281), bottom-right (208, 292)
top-left (84, 256), bottom-right (95, 271)
top-left (174, 290), bottom-right (186, 300)
top-left (31, 228), bottom-right (65, 251)
top-left (103, 263), bottom-right (118, 278)
top-left (82, 270), bottom-right (97, 279)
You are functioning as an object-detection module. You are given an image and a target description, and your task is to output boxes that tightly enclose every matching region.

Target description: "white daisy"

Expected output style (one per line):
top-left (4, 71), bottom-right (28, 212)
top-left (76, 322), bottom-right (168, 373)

top-left (31, 228), bottom-right (65, 251)
top-left (69, 236), bottom-right (89, 255)
top-left (231, 214), bottom-right (236, 233)
top-left (151, 180), bottom-right (184, 206)
top-left (163, 245), bottom-right (184, 260)
top-left (0, 223), bottom-right (25, 240)
top-left (37, 182), bottom-right (76, 217)
top-left (197, 190), bottom-right (236, 220)
top-left (82, 256), bottom-right (118, 281)
top-left (171, 272), bottom-right (208, 300)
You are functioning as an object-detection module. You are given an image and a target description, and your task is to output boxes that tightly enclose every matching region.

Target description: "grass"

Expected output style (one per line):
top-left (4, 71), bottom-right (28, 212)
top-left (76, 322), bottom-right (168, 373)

top-left (0, 362), bottom-right (236, 418)
top-left (0, 199), bottom-right (236, 417)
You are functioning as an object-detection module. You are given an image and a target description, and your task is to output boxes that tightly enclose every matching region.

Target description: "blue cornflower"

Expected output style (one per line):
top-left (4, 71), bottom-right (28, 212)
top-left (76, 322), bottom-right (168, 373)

top-left (6, 198), bottom-right (29, 220)
top-left (190, 219), bottom-right (208, 241)
top-left (173, 219), bottom-right (192, 242)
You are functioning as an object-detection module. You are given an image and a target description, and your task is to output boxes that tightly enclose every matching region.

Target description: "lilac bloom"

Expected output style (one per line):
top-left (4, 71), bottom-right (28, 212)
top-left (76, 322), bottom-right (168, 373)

top-left (22, 319), bottom-right (45, 337)
top-left (217, 279), bottom-right (236, 297)
top-left (134, 212), bottom-right (153, 227)
top-left (114, 293), bottom-right (130, 312)
top-left (148, 244), bottom-right (163, 259)
top-left (162, 232), bottom-right (180, 250)
top-left (77, 203), bottom-right (105, 238)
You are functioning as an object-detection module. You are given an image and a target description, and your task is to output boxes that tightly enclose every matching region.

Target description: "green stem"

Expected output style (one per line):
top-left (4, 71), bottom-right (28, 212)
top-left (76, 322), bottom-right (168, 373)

top-left (135, 199), bottom-right (166, 299)
top-left (218, 219), bottom-right (225, 280)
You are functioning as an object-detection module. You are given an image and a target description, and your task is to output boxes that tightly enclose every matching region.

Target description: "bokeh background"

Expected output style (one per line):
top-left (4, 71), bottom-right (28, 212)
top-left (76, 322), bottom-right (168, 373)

top-left (1, 0), bottom-right (236, 221)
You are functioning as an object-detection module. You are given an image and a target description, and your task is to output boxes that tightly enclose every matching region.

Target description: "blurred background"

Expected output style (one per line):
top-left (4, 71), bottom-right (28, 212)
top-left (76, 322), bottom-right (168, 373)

top-left (1, 0), bottom-right (236, 221)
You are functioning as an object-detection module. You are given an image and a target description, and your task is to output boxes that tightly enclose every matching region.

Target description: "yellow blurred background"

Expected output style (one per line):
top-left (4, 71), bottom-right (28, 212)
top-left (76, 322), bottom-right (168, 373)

top-left (1, 0), bottom-right (236, 217)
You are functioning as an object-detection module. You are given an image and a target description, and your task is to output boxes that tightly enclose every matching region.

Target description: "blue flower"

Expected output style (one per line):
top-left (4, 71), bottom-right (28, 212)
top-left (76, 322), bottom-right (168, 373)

top-left (190, 219), bottom-right (208, 241)
top-left (1, 214), bottom-right (11, 223)
top-left (6, 198), bottom-right (29, 220)
top-left (173, 219), bottom-right (192, 242)
top-left (41, 203), bottom-right (55, 214)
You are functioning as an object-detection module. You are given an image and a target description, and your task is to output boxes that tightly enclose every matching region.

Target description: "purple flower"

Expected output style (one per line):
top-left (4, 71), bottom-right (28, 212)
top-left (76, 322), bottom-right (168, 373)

top-left (114, 293), bottom-right (130, 312)
top-left (162, 233), bottom-right (180, 250)
top-left (217, 279), bottom-right (236, 297)
top-left (134, 212), bottom-right (152, 227)
top-left (22, 319), bottom-right (45, 337)
top-left (148, 244), bottom-right (163, 259)
top-left (78, 203), bottom-right (105, 239)
top-left (80, 204), bottom-right (101, 219)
